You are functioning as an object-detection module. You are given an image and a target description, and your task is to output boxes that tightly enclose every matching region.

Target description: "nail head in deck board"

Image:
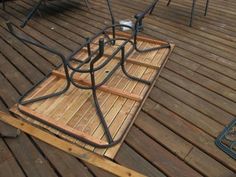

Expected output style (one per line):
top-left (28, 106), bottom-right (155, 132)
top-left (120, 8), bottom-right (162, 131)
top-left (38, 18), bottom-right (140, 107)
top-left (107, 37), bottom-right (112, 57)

top-left (126, 127), bottom-right (202, 177)
top-left (143, 99), bottom-right (236, 172)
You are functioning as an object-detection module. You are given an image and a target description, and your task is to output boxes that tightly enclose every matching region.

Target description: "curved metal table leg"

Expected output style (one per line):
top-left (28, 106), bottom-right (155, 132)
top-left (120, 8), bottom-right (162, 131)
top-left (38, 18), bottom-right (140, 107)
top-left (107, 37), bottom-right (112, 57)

top-left (204, 0), bottom-right (209, 16)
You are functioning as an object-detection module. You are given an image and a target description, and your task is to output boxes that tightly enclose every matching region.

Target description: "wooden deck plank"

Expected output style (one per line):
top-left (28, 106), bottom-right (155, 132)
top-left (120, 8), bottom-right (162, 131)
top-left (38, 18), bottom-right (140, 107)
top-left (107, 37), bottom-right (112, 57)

top-left (0, 0), bottom-right (236, 176)
top-left (135, 111), bottom-right (235, 176)
top-left (115, 143), bottom-right (166, 177)
top-left (126, 127), bottom-right (202, 177)
top-left (161, 69), bottom-right (236, 115)
top-left (0, 19), bottom-right (54, 74)
top-left (33, 139), bottom-right (94, 177)
top-left (166, 61), bottom-right (236, 102)
top-left (169, 53), bottom-right (236, 90)
top-left (0, 37), bottom-right (44, 84)
top-left (185, 147), bottom-right (235, 177)
top-left (156, 77), bottom-right (234, 125)
top-left (0, 139), bottom-right (26, 177)
top-left (143, 99), bottom-right (236, 171)
top-left (149, 87), bottom-right (224, 137)
top-left (0, 53), bottom-right (31, 94)
top-left (135, 111), bottom-right (193, 159)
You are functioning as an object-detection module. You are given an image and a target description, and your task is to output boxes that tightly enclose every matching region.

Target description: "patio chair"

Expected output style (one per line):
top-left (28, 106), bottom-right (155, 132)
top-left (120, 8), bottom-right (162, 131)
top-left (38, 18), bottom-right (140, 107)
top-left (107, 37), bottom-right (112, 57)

top-left (6, 0), bottom-right (170, 148)
top-left (167, 0), bottom-right (210, 26)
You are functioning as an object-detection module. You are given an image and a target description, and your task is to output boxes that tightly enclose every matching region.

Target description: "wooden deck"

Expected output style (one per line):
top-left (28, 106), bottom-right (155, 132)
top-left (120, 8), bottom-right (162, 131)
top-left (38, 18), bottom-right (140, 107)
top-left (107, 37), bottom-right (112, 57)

top-left (0, 0), bottom-right (236, 176)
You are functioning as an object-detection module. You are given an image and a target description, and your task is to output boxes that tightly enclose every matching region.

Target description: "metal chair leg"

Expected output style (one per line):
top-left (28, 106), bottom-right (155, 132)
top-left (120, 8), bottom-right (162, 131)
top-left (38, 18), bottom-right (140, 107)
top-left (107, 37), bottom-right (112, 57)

top-left (204, 0), bottom-right (209, 16)
top-left (2, 0), bottom-right (5, 10)
top-left (84, 0), bottom-right (90, 10)
top-left (189, 0), bottom-right (196, 27)
top-left (167, 0), bottom-right (171, 6)
top-left (21, 0), bottom-right (43, 28)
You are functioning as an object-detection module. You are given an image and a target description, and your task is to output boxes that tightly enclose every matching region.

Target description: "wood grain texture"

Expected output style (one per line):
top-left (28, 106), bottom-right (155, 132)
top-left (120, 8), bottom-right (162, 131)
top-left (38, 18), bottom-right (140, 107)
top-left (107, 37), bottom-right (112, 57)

top-left (10, 36), bottom-right (172, 158)
top-left (0, 111), bottom-right (147, 177)
top-left (0, 0), bottom-right (236, 176)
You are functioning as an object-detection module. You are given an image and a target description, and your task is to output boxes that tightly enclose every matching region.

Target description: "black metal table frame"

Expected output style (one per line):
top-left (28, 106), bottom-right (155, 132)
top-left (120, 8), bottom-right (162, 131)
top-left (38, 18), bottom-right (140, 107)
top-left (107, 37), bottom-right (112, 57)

top-left (167, 0), bottom-right (210, 26)
top-left (7, 0), bottom-right (170, 148)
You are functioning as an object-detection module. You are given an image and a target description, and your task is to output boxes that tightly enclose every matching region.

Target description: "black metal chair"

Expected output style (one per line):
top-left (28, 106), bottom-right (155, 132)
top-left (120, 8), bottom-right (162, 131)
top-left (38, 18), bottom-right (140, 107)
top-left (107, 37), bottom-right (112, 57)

top-left (167, 0), bottom-right (210, 26)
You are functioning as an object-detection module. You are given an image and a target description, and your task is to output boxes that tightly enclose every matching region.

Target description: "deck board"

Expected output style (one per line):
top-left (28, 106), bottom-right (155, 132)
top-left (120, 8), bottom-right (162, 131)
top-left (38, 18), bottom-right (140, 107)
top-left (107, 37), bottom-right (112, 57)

top-left (0, 0), bottom-right (236, 176)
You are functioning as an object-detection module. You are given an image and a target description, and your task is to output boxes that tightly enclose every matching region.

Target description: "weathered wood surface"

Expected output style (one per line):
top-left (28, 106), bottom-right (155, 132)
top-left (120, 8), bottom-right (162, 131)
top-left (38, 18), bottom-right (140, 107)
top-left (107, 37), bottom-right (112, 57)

top-left (10, 35), bottom-right (172, 158)
top-left (0, 0), bottom-right (236, 176)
